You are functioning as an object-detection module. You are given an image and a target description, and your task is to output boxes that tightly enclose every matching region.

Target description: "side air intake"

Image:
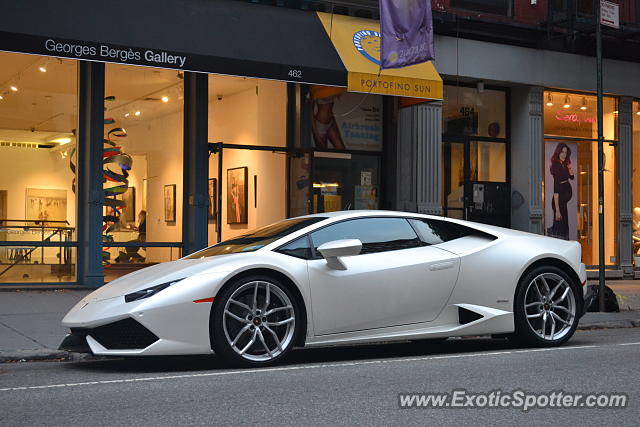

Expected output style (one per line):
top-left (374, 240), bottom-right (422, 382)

top-left (458, 307), bottom-right (484, 325)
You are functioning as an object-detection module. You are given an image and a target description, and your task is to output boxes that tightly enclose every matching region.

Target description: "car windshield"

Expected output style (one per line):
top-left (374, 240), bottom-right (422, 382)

top-left (185, 217), bottom-right (327, 258)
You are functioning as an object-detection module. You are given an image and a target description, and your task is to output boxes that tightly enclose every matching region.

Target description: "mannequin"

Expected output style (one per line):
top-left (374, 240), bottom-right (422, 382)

top-left (633, 207), bottom-right (640, 255)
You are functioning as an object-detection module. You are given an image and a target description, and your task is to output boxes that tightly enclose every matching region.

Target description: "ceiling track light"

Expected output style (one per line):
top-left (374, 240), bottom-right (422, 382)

top-left (563, 95), bottom-right (571, 109)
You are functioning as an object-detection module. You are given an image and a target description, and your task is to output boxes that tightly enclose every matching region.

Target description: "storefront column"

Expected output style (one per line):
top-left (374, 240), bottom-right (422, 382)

top-left (511, 86), bottom-right (544, 234)
top-left (396, 102), bottom-right (443, 215)
top-left (618, 97), bottom-right (633, 276)
top-left (76, 61), bottom-right (105, 288)
top-left (182, 72), bottom-right (209, 256)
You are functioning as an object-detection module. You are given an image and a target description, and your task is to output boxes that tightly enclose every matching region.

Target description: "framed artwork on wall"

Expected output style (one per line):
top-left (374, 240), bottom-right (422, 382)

top-left (164, 184), bottom-right (176, 222)
top-left (25, 188), bottom-right (67, 224)
top-left (227, 167), bottom-right (248, 224)
top-left (208, 178), bottom-right (217, 221)
top-left (117, 187), bottom-right (136, 225)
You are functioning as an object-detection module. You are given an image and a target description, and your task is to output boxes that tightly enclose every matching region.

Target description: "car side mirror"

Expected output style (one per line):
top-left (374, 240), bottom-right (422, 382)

top-left (317, 239), bottom-right (362, 270)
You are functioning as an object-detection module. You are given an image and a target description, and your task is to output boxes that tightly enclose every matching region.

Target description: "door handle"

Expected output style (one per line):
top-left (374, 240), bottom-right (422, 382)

top-left (429, 262), bottom-right (455, 271)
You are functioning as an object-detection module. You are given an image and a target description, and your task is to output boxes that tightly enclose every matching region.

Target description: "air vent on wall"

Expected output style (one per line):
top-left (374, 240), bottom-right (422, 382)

top-left (0, 141), bottom-right (54, 149)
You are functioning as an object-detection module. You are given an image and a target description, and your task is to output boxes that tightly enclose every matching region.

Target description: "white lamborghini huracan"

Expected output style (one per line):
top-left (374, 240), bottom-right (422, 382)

top-left (61, 211), bottom-right (589, 367)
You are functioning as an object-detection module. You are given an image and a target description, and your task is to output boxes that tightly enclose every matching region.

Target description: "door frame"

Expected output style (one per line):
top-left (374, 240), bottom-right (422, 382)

top-left (442, 82), bottom-right (511, 222)
top-left (442, 137), bottom-right (511, 222)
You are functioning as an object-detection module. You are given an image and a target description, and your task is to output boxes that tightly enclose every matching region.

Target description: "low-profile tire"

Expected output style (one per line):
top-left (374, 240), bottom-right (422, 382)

top-left (210, 274), bottom-right (302, 367)
top-left (512, 265), bottom-right (582, 347)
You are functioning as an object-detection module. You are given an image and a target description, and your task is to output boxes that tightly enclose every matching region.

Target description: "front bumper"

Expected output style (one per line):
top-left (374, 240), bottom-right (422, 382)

top-left (59, 273), bottom-right (229, 356)
top-left (59, 318), bottom-right (160, 354)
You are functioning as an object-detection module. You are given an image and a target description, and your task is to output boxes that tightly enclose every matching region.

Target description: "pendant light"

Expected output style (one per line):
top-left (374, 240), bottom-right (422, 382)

top-left (580, 96), bottom-right (587, 111)
top-left (563, 95), bottom-right (571, 109)
top-left (546, 93), bottom-right (553, 107)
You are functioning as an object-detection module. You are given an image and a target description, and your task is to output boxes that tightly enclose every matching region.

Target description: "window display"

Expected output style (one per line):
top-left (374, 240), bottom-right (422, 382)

top-left (543, 90), bottom-right (618, 266)
top-left (312, 154), bottom-right (380, 213)
top-left (308, 86), bottom-right (383, 152)
top-left (207, 75), bottom-right (288, 244)
top-left (0, 51), bottom-right (78, 283)
top-left (103, 64), bottom-right (185, 280)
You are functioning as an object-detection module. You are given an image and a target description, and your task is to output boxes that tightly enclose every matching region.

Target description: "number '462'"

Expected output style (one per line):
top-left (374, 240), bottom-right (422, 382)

top-left (288, 69), bottom-right (302, 79)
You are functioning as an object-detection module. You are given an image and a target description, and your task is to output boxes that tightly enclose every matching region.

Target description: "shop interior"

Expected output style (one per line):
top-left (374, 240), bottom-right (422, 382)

top-left (0, 51), bottom-right (288, 282)
top-left (543, 90), bottom-right (618, 266)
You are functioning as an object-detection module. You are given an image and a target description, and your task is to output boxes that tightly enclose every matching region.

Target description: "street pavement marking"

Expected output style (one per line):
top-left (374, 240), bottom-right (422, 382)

top-left (618, 342), bottom-right (640, 346)
top-left (0, 344), bottom-right (603, 393)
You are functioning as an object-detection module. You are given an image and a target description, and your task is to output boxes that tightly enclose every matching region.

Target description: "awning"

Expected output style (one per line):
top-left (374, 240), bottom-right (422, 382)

top-left (0, 0), bottom-right (441, 100)
top-left (317, 12), bottom-right (443, 100)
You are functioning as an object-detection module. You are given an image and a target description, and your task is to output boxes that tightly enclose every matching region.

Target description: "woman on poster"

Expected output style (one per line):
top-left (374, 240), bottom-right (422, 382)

top-left (548, 143), bottom-right (574, 240)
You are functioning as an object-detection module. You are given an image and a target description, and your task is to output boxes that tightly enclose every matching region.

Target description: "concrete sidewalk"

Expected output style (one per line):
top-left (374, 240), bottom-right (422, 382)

top-left (1, 284), bottom-right (640, 363)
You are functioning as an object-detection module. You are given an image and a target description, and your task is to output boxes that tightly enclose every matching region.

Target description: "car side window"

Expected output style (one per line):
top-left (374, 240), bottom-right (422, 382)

top-left (409, 218), bottom-right (476, 245)
top-left (276, 236), bottom-right (312, 260)
top-left (310, 218), bottom-right (423, 256)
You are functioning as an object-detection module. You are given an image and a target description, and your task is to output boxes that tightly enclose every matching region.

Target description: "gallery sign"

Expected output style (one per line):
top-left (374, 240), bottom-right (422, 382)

top-left (44, 38), bottom-right (187, 68)
top-left (0, 30), bottom-right (346, 87)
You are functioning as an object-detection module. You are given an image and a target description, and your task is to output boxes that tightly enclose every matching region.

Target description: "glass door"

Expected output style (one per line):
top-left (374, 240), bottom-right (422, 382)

top-left (443, 140), bottom-right (509, 226)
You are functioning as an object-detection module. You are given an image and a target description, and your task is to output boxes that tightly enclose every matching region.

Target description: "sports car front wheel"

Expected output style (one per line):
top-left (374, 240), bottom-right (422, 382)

top-left (211, 275), bottom-right (300, 367)
top-left (513, 265), bottom-right (581, 346)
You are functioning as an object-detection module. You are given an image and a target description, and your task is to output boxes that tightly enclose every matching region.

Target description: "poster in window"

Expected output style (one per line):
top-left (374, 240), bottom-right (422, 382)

top-left (227, 167), bottom-right (248, 224)
top-left (309, 86), bottom-right (382, 151)
top-left (544, 142), bottom-right (578, 241)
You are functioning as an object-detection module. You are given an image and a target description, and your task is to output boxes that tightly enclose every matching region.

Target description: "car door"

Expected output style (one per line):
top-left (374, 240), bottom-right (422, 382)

top-left (307, 217), bottom-right (460, 336)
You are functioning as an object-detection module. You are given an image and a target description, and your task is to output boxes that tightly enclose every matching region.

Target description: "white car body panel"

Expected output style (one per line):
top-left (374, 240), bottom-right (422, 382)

top-left (61, 210), bottom-right (586, 357)
top-left (308, 245), bottom-right (460, 335)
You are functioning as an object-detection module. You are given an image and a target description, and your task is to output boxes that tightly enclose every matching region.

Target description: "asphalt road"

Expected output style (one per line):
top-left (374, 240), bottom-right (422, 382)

top-left (1, 328), bottom-right (638, 426)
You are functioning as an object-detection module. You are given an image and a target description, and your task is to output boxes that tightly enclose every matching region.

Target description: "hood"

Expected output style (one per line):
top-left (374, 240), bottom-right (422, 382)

top-left (86, 254), bottom-right (238, 301)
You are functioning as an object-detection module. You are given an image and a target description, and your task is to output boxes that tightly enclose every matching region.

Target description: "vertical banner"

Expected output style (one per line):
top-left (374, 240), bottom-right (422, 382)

top-left (545, 141), bottom-right (578, 241)
top-left (379, 0), bottom-right (434, 69)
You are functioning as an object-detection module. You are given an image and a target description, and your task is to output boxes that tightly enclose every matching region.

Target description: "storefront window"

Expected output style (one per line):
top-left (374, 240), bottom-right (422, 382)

top-left (443, 85), bottom-right (506, 138)
top-left (103, 65), bottom-right (184, 281)
top-left (207, 76), bottom-right (288, 245)
top-left (312, 153), bottom-right (381, 213)
top-left (543, 90), bottom-right (618, 266)
top-left (632, 100), bottom-right (640, 267)
top-left (442, 84), bottom-right (509, 227)
top-left (0, 51), bottom-right (78, 283)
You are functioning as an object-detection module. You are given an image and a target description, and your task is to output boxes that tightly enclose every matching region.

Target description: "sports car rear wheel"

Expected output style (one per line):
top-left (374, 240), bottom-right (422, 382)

top-left (513, 265), bottom-right (580, 346)
top-left (211, 275), bottom-right (300, 367)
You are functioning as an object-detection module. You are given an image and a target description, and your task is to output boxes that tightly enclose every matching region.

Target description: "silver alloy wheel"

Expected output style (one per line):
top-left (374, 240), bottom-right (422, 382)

top-left (222, 280), bottom-right (296, 362)
top-left (524, 272), bottom-right (576, 341)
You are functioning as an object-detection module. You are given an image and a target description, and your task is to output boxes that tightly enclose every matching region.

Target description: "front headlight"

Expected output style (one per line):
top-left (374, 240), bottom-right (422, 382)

top-left (124, 280), bottom-right (183, 303)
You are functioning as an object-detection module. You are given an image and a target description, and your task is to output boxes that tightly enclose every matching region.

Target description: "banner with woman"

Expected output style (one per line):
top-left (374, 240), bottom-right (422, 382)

top-left (545, 141), bottom-right (578, 241)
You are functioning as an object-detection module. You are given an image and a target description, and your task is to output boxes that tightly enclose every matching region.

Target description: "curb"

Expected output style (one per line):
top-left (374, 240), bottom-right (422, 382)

top-left (577, 319), bottom-right (640, 330)
top-left (0, 350), bottom-right (96, 364)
